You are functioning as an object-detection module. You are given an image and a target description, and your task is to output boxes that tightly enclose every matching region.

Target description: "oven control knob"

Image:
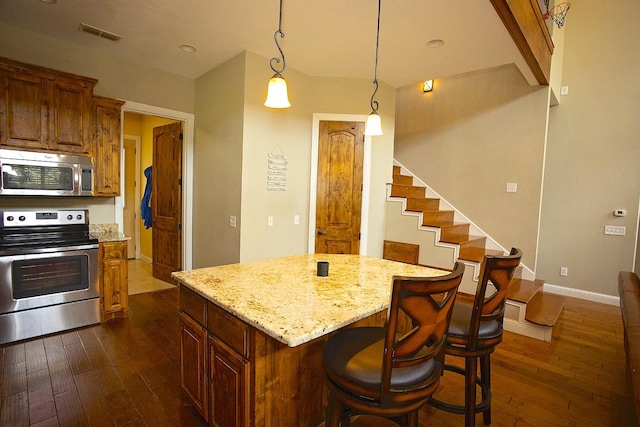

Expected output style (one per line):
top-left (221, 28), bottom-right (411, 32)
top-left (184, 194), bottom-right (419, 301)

top-left (18, 216), bottom-right (26, 222)
top-left (6, 216), bottom-right (13, 222)
top-left (76, 214), bottom-right (83, 220)
top-left (67, 215), bottom-right (73, 220)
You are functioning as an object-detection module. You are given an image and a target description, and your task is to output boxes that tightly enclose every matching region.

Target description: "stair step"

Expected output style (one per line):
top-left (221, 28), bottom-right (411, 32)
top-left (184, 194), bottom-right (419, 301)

top-left (458, 237), bottom-right (488, 263)
top-left (508, 278), bottom-right (545, 303)
top-left (484, 249), bottom-right (507, 257)
top-left (422, 210), bottom-right (455, 226)
top-left (524, 292), bottom-right (566, 326)
top-left (406, 197), bottom-right (440, 212)
top-left (390, 184), bottom-right (426, 199)
top-left (392, 165), bottom-right (401, 175)
top-left (457, 248), bottom-right (506, 263)
top-left (437, 223), bottom-right (471, 241)
top-left (392, 174), bottom-right (413, 186)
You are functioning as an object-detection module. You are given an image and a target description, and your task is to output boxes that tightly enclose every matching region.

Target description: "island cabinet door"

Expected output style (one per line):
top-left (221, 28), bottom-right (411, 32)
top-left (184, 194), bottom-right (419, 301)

top-left (180, 312), bottom-right (208, 421)
top-left (209, 335), bottom-right (249, 427)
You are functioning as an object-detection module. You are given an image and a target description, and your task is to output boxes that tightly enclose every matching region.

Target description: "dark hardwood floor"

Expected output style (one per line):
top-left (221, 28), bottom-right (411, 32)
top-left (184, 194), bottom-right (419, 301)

top-left (0, 288), bottom-right (205, 427)
top-left (0, 287), bottom-right (635, 426)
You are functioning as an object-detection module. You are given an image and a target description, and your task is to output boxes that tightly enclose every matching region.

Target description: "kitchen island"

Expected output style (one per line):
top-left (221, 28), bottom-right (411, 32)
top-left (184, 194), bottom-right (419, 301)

top-left (172, 254), bottom-right (447, 426)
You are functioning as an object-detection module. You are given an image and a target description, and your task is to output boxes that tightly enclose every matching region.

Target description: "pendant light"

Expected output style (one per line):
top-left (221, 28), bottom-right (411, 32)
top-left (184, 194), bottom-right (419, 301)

top-left (264, 0), bottom-right (291, 108)
top-left (365, 0), bottom-right (383, 136)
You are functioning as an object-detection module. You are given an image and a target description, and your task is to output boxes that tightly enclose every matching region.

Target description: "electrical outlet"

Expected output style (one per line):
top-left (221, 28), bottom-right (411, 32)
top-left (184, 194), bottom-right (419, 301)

top-left (604, 225), bottom-right (625, 236)
top-left (561, 86), bottom-right (569, 95)
top-left (506, 183), bottom-right (517, 193)
top-left (294, 215), bottom-right (300, 225)
top-left (560, 267), bottom-right (568, 277)
top-left (267, 216), bottom-right (273, 226)
top-left (229, 215), bottom-right (237, 228)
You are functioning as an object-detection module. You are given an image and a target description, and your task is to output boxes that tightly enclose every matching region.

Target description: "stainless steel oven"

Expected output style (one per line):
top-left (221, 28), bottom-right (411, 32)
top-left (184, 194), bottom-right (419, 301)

top-left (0, 209), bottom-right (99, 345)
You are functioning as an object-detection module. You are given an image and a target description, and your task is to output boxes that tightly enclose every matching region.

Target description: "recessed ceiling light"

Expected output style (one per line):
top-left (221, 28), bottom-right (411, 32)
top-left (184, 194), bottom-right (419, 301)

top-left (179, 45), bottom-right (197, 53)
top-left (427, 39), bottom-right (445, 48)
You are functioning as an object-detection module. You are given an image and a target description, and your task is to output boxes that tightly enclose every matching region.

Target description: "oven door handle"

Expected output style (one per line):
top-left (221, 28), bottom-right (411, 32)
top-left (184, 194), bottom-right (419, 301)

top-left (0, 243), bottom-right (99, 257)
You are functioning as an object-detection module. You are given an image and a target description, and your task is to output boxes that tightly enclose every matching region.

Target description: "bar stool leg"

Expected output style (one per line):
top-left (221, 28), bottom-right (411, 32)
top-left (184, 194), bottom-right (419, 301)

top-left (481, 355), bottom-right (492, 425)
top-left (465, 357), bottom-right (477, 427)
top-left (326, 396), bottom-right (344, 427)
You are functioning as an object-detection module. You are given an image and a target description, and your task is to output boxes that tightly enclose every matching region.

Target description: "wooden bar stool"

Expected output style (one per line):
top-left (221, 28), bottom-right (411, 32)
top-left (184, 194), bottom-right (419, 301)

top-left (323, 262), bottom-right (465, 427)
top-left (428, 248), bottom-right (522, 426)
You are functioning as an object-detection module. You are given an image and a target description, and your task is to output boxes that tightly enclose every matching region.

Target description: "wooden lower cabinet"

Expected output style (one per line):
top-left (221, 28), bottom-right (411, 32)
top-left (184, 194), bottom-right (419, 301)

top-left (209, 336), bottom-right (249, 427)
top-left (99, 241), bottom-right (129, 321)
top-left (180, 311), bottom-right (208, 421)
top-left (179, 285), bottom-right (387, 427)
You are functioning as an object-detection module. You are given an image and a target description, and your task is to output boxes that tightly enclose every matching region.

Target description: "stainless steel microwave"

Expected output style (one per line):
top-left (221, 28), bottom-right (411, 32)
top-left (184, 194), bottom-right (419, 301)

top-left (0, 149), bottom-right (94, 196)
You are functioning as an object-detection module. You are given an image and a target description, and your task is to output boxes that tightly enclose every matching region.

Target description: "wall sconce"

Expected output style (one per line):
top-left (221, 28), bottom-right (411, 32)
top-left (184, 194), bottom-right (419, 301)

top-left (423, 80), bottom-right (434, 92)
top-left (264, 0), bottom-right (291, 108)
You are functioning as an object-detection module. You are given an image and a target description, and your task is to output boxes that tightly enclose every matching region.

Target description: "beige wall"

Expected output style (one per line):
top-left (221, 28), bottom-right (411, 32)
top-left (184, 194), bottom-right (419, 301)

top-left (537, 0), bottom-right (640, 295)
top-left (393, 64), bottom-right (548, 269)
top-left (193, 51), bottom-right (396, 267)
top-left (192, 53), bottom-right (245, 268)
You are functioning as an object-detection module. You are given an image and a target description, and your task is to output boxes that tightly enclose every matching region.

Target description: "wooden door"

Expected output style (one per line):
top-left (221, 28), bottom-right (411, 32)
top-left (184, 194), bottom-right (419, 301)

top-left (152, 121), bottom-right (182, 283)
top-left (123, 138), bottom-right (136, 258)
top-left (314, 121), bottom-right (364, 254)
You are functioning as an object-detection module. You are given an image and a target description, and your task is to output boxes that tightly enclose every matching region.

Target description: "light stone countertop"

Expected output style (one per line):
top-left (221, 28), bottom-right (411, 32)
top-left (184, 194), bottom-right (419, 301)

top-left (172, 254), bottom-right (448, 347)
top-left (89, 223), bottom-right (131, 242)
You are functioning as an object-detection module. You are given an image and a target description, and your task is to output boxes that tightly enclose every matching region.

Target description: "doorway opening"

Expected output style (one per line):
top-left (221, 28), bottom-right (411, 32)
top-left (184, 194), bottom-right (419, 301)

top-left (116, 101), bottom-right (194, 278)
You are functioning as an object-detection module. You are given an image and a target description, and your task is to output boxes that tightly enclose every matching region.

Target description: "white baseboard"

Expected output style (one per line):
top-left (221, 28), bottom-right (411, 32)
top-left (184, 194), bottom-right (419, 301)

top-left (542, 283), bottom-right (619, 306)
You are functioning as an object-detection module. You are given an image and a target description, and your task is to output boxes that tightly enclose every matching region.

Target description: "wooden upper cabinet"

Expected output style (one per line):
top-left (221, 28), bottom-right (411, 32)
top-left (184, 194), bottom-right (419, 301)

top-left (93, 96), bottom-right (125, 197)
top-left (0, 71), bottom-right (48, 150)
top-left (49, 77), bottom-right (94, 154)
top-left (0, 57), bottom-right (97, 155)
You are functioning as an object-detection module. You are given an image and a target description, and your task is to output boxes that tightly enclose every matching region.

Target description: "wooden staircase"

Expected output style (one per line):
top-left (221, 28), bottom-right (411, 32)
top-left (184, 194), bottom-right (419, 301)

top-left (388, 165), bottom-right (566, 341)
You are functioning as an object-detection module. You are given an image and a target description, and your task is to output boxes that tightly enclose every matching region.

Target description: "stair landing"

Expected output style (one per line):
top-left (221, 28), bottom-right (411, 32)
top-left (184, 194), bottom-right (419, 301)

top-left (507, 277), bottom-right (566, 333)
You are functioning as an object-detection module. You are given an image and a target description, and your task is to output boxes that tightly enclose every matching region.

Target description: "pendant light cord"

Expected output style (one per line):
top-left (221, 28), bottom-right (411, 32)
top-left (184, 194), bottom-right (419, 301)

top-left (269, 0), bottom-right (286, 75)
top-left (370, 0), bottom-right (381, 113)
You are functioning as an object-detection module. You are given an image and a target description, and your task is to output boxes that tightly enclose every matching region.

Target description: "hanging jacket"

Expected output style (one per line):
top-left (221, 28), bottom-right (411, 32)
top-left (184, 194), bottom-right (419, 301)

top-left (141, 166), bottom-right (152, 229)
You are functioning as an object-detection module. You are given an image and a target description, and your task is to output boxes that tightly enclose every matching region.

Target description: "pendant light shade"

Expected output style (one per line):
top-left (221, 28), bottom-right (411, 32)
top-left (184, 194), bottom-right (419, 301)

top-left (265, 0), bottom-right (291, 108)
top-left (264, 74), bottom-right (291, 108)
top-left (364, 112), bottom-right (383, 136)
top-left (365, 0), bottom-right (383, 136)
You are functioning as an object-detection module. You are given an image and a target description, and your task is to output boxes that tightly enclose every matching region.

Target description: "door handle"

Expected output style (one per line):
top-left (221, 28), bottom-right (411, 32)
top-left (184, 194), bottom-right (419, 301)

top-left (317, 230), bottom-right (324, 236)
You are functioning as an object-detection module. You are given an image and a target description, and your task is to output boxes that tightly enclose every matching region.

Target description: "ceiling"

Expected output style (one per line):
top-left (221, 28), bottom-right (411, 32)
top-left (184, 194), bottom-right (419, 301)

top-left (0, 0), bottom-right (532, 88)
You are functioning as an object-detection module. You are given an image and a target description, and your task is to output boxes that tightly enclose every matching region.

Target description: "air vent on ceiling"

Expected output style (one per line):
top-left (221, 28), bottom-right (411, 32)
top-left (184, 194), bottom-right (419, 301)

top-left (78, 23), bottom-right (122, 42)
